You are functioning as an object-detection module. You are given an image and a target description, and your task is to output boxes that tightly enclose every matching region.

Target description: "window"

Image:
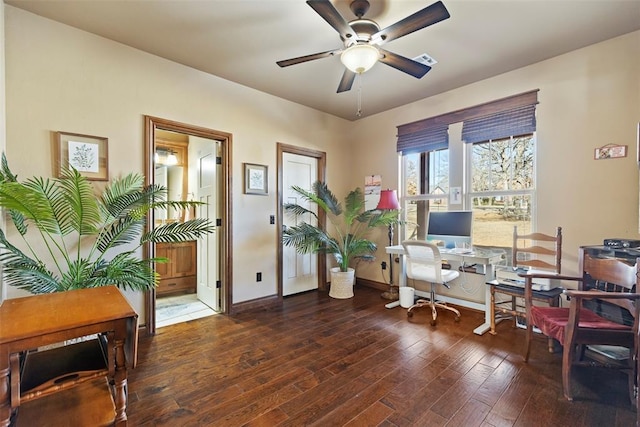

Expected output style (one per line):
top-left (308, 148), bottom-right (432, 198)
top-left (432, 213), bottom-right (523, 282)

top-left (469, 134), bottom-right (534, 247)
top-left (402, 149), bottom-right (450, 240)
top-left (397, 90), bottom-right (539, 249)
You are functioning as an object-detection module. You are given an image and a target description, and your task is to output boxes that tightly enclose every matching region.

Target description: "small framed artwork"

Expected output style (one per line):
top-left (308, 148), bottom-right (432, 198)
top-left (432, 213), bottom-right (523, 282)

top-left (594, 144), bottom-right (627, 160)
top-left (244, 163), bottom-right (268, 195)
top-left (56, 131), bottom-right (109, 180)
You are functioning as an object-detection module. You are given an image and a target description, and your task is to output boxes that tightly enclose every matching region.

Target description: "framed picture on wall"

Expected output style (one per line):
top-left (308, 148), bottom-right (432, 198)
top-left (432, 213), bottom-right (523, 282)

top-left (244, 163), bottom-right (268, 195)
top-left (56, 131), bottom-right (109, 181)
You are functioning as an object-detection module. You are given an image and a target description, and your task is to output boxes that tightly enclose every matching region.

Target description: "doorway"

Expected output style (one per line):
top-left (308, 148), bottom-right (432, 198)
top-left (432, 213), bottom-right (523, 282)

top-left (144, 116), bottom-right (232, 335)
top-left (277, 143), bottom-right (327, 297)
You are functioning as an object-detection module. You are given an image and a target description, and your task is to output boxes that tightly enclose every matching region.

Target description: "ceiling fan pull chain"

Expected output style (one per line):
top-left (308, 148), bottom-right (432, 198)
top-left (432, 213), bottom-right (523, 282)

top-left (356, 73), bottom-right (363, 118)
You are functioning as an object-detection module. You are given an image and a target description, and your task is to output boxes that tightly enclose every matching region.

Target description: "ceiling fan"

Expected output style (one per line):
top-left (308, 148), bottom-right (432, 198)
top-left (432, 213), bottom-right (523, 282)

top-left (276, 0), bottom-right (450, 93)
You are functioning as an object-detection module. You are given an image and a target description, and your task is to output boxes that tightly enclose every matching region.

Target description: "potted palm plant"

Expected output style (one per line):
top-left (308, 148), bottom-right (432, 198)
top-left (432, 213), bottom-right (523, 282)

top-left (0, 154), bottom-right (214, 294)
top-left (282, 181), bottom-right (399, 299)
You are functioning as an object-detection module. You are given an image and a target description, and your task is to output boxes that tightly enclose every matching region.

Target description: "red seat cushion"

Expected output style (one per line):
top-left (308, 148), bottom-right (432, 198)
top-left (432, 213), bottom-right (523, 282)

top-left (530, 307), bottom-right (631, 345)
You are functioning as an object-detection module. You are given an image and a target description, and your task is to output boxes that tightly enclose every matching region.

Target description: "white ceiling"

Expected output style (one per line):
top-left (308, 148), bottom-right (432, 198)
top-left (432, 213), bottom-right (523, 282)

top-left (6, 0), bottom-right (640, 121)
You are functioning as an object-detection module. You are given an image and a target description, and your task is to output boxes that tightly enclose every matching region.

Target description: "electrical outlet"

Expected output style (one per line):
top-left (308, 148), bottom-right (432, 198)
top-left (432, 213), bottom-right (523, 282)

top-left (256, 272), bottom-right (262, 282)
top-left (381, 261), bottom-right (387, 270)
top-left (269, 215), bottom-right (275, 224)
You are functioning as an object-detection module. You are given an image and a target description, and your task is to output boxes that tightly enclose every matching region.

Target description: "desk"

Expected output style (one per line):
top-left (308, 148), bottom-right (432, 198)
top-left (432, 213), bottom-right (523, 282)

top-left (385, 245), bottom-right (503, 335)
top-left (0, 286), bottom-right (138, 427)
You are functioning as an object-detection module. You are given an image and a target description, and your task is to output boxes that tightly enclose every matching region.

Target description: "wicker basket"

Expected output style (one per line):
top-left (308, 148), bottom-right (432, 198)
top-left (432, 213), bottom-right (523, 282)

top-left (329, 267), bottom-right (355, 299)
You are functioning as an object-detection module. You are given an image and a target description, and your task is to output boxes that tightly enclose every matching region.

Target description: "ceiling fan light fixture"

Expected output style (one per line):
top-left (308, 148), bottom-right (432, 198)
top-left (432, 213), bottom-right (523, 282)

top-left (340, 44), bottom-right (379, 74)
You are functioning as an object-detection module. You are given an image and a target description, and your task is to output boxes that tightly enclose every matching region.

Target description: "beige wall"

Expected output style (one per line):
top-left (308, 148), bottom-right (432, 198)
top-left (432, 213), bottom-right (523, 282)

top-left (350, 31), bottom-right (640, 285)
top-left (3, 6), bottom-right (352, 312)
top-left (3, 5), bottom-right (639, 312)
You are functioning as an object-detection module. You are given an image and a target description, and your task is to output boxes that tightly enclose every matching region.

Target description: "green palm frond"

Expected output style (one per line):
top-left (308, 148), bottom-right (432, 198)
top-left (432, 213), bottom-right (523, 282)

top-left (283, 222), bottom-right (333, 254)
top-left (0, 155), bottom-right (216, 294)
top-left (100, 173), bottom-right (146, 218)
top-left (283, 181), bottom-right (399, 272)
top-left (23, 176), bottom-right (68, 235)
top-left (58, 168), bottom-right (102, 235)
top-left (343, 187), bottom-right (364, 225)
top-left (0, 181), bottom-right (59, 234)
top-left (96, 217), bottom-right (145, 253)
top-left (0, 229), bottom-right (61, 292)
top-left (142, 218), bottom-right (215, 243)
top-left (100, 253), bottom-right (159, 291)
top-left (102, 181), bottom-right (163, 220)
top-left (2, 264), bottom-right (61, 293)
top-left (0, 153), bottom-right (18, 183)
top-left (313, 181), bottom-right (341, 216)
top-left (283, 202), bottom-right (318, 220)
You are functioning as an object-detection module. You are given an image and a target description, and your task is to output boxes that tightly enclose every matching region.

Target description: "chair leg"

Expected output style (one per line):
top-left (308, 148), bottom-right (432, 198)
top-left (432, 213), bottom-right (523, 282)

top-left (524, 322), bottom-right (533, 362)
top-left (626, 356), bottom-right (636, 407)
top-left (407, 284), bottom-right (461, 326)
top-left (489, 286), bottom-right (497, 335)
top-left (562, 343), bottom-right (575, 401)
top-left (434, 302), bottom-right (461, 319)
top-left (430, 302), bottom-right (438, 326)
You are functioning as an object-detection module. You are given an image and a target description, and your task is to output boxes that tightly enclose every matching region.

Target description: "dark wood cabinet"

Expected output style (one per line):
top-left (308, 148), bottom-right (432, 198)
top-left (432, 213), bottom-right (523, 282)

top-left (156, 240), bottom-right (197, 296)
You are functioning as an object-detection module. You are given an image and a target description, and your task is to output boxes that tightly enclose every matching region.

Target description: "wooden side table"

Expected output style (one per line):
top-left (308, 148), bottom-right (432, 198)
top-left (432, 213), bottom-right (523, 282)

top-left (0, 286), bottom-right (138, 427)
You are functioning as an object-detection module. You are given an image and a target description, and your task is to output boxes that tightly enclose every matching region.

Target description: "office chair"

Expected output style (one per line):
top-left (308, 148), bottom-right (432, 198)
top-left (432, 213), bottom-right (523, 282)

top-left (489, 226), bottom-right (562, 340)
top-left (521, 249), bottom-right (640, 404)
top-left (402, 240), bottom-right (460, 326)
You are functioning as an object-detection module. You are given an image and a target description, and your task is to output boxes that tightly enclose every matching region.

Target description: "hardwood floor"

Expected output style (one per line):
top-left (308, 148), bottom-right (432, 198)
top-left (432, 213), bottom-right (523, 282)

top-left (127, 286), bottom-right (636, 426)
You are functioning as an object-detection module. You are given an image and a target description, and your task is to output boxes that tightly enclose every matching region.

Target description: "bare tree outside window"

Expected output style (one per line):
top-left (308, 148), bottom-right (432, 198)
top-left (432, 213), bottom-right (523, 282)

top-left (402, 134), bottom-right (535, 248)
top-left (471, 135), bottom-right (534, 247)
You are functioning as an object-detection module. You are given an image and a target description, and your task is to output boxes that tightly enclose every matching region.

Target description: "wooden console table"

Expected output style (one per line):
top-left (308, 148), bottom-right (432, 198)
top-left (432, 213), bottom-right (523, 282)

top-left (0, 286), bottom-right (138, 426)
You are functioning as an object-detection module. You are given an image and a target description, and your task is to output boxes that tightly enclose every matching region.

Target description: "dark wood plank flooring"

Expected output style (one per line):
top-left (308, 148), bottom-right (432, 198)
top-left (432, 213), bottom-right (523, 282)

top-left (127, 286), bottom-right (636, 426)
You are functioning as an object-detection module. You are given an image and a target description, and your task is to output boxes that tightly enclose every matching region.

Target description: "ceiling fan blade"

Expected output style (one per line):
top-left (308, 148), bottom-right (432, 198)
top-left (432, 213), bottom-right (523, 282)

top-left (337, 69), bottom-right (356, 93)
top-left (276, 49), bottom-right (341, 68)
top-left (372, 1), bottom-right (450, 46)
top-left (379, 48), bottom-right (431, 79)
top-left (307, 0), bottom-right (356, 41)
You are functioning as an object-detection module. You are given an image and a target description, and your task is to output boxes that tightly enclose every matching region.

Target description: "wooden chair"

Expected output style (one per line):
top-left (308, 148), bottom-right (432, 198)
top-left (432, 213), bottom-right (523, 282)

top-left (489, 226), bottom-right (563, 338)
top-left (521, 249), bottom-right (640, 403)
top-left (402, 240), bottom-right (461, 326)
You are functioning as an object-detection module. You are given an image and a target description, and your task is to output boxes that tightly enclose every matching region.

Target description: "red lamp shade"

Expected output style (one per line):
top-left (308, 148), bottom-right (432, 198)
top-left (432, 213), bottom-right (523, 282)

top-left (376, 189), bottom-right (400, 210)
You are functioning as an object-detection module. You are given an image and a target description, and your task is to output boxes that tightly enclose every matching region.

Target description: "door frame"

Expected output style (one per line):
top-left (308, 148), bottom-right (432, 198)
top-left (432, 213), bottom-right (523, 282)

top-left (277, 143), bottom-right (327, 297)
top-left (144, 116), bottom-right (233, 335)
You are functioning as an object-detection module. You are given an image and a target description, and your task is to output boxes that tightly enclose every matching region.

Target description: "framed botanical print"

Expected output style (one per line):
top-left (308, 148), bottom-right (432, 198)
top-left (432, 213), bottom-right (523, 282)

top-left (56, 131), bottom-right (109, 180)
top-left (244, 163), bottom-right (268, 195)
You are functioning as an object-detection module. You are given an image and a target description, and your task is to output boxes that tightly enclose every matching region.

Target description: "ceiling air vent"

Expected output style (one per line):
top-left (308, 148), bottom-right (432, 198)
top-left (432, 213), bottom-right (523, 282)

top-left (413, 53), bottom-right (437, 66)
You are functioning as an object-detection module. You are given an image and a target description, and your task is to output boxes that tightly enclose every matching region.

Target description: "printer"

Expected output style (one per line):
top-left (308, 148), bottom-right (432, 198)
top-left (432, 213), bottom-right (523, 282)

top-left (494, 266), bottom-right (560, 291)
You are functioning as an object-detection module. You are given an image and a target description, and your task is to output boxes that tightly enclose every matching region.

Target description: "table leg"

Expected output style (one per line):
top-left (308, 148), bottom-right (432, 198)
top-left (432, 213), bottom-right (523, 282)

top-left (473, 263), bottom-right (495, 335)
top-left (113, 338), bottom-right (128, 426)
top-left (385, 252), bottom-right (405, 309)
top-left (0, 357), bottom-right (9, 427)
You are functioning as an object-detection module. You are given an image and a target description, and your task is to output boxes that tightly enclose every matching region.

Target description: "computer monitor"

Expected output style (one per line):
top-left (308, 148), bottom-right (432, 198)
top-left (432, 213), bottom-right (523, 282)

top-left (426, 210), bottom-right (473, 248)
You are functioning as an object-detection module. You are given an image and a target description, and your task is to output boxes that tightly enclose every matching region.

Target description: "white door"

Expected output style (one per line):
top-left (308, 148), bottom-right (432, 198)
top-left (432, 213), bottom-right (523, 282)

top-left (283, 152), bottom-right (318, 296)
top-left (194, 138), bottom-right (220, 310)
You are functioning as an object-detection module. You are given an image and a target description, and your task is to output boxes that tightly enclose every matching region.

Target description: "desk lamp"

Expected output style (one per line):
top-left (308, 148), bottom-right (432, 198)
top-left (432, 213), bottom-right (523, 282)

top-left (376, 189), bottom-right (400, 300)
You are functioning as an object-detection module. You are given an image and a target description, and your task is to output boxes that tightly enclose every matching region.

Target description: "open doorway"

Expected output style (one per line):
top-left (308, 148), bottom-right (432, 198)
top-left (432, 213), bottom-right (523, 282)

top-left (144, 116), bottom-right (232, 335)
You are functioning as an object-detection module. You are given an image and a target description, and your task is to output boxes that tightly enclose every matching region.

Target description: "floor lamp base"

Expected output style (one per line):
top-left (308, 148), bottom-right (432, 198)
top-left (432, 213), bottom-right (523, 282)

top-left (381, 285), bottom-right (399, 300)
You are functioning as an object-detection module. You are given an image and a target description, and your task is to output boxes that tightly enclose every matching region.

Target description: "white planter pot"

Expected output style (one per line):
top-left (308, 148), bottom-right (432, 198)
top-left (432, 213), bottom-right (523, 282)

top-left (329, 267), bottom-right (355, 299)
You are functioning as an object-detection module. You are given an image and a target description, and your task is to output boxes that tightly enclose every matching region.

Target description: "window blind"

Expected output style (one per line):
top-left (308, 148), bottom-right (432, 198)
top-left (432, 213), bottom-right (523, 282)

top-left (396, 90), bottom-right (539, 152)
top-left (461, 104), bottom-right (537, 144)
top-left (396, 125), bottom-right (448, 154)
